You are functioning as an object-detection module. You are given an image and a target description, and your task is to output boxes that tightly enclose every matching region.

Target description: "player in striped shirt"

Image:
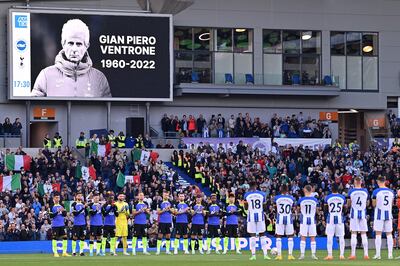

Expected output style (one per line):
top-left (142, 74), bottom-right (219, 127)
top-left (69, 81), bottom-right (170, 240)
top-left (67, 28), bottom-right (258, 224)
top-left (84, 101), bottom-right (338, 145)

top-left (243, 181), bottom-right (269, 261)
top-left (347, 176), bottom-right (369, 260)
top-left (298, 185), bottom-right (319, 260)
top-left (323, 184), bottom-right (346, 260)
top-left (273, 184), bottom-right (295, 260)
top-left (372, 176), bottom-right (395, 260)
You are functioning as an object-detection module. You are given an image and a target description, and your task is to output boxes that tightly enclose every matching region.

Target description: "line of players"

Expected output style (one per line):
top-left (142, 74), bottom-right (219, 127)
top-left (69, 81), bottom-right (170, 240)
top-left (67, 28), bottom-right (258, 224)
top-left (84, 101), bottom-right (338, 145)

top-left (49, 175), bottom-right (396, 261)
top-left (48, 190), bottom-right (244, 257)
top-left (243, 175), bottom-right (396, 261)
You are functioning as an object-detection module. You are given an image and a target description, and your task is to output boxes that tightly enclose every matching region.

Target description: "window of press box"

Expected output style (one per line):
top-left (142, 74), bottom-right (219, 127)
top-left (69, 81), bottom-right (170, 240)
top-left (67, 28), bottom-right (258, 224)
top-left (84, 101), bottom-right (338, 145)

top-left (263, 29), bottom-right (321, 86)
top-left (174, 27), bottom-right (254, 85)
top-left (330, 31), bottom-right (378, 91)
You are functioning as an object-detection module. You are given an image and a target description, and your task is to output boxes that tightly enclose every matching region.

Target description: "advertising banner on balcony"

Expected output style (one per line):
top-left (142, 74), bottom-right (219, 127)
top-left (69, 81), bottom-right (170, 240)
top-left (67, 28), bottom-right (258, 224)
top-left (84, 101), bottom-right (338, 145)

top-left (273, 138), bottom-right (332, 150)
top-left (182, 137), bottom-right (272, 154)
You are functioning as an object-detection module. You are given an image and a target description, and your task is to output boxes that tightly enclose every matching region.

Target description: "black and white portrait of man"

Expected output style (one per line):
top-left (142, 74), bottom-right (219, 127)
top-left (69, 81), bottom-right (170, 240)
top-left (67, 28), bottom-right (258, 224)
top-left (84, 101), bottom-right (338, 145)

top-left (31, 19), bottom-right (111, 97)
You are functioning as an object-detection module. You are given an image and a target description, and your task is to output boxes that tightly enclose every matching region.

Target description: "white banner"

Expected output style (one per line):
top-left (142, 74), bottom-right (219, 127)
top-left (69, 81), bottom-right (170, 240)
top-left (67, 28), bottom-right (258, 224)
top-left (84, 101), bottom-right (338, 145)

top-left (274, 138), bottom-right (332, 150)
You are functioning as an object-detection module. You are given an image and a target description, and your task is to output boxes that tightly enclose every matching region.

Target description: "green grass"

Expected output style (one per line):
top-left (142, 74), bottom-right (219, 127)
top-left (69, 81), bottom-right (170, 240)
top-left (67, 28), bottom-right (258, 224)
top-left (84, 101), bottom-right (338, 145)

top-left (0, 251), bottom-right (397, 266)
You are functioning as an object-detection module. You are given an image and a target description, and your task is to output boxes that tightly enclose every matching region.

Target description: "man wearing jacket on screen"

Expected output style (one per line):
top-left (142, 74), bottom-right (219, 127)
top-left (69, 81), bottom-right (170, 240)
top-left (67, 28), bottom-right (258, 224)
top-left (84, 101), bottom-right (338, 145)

top-left (31, 19), bottom-right (111, 98)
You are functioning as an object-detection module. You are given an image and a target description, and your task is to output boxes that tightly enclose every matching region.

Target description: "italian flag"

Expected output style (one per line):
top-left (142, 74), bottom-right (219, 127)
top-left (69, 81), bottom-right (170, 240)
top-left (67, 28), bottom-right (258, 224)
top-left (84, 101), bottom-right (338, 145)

top-left (5, 155), bottom-right (31, 171)
top-left (0, 174), bottom-right (21, 191)
top-left (116, 171), bottom-right (132, 187)
top-left (90, 142), bottom-right (111, 157)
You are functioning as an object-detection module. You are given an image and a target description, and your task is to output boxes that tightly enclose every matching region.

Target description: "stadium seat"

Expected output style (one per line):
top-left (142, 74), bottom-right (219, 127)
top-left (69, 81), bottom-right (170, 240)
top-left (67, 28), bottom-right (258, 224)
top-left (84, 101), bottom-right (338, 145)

top-left (323, 75), bottom-right (333, 86)
top-left (245, 74), bottom-right (254, 84)
top-left (225, 73), bottom-right (234, 84)
top-left (291, 74), bottom-right (300, 85)
top-left (191, 72), bottom-right (199, 83)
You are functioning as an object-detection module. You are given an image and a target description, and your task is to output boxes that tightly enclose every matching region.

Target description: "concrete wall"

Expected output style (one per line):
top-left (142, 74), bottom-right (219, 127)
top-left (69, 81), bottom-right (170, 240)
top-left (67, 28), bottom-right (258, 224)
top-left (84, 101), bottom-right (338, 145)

top-left (0, 0), bottom-right (398, 146)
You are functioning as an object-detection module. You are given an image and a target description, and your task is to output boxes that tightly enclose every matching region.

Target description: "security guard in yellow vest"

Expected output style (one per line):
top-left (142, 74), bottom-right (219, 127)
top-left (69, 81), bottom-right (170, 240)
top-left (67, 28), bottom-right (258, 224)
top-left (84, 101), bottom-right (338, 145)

top-left (53, 132), bottom-right (63, 149)
top-left (108, 130), bottom-right (116, 148)
top-left (134, 134), bottom-right (144, 149)
top-left (116, 131), bottom-right (126, 148)
top-left (76, 132), bottom-right (87, 149)
top-left (43, 134), bottom-right (52, 148)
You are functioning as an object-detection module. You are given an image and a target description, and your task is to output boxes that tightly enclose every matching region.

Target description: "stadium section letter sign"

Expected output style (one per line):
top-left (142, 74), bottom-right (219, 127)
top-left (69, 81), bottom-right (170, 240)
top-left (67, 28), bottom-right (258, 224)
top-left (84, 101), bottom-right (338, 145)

top-left (8, 8), bottom-right (173, 101)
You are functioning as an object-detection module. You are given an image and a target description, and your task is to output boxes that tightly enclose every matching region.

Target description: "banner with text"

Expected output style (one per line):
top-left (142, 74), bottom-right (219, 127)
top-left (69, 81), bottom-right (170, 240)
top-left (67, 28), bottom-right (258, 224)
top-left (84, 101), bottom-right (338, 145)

top-left (0, 237), bottom-right (337, 254)
top-left (182, 138), bottom-right (272, 154)
top-left (274, 138), bottom-right (332, 150)
top-left (9, 8), bottom-right (172, 101)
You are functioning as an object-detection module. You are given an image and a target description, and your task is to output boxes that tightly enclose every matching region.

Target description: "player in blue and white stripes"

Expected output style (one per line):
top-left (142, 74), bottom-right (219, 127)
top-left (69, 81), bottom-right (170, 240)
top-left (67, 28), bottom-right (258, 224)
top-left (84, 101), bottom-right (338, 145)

top-left (273, 184), bottom-right (295, 261)
top-left (324, 184), bottom-right (346, 260)
top-left (372, 176), bottom-right (395, 260)
top-left (243, 181), bottom-right (270, 261)
top-left (347, 176), bottom-right (369, 260)
top-left (298, 185), bottom-right (319, 260)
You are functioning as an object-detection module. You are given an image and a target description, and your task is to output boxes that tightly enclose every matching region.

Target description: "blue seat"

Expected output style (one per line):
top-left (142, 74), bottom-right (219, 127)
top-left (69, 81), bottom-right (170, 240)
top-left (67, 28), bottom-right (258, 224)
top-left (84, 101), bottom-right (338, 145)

top-left (245, 74), bottom-right (254, 84)
top-left (225, 73), bottom-right (233, 84)
top-left (291, 74), bottom-right (300, 85)
top-left (324, 75), bottom-right (333, 86)
top-left (191, 72), bottom-right (199, 83)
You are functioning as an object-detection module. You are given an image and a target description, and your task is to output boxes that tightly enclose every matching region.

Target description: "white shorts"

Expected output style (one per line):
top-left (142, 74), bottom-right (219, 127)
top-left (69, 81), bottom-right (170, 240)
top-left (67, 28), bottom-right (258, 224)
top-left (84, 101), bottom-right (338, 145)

top-left (275, 224), bottom-right (294, 236)
top-left (300, 224), bottom-right (317, 237)
top-left (247, 221), bottom-right (266, 234)
top-left (373, 219), bottom-right (393, 233)
top-left (326, 223), bottom-right (345, 237)
top-left (350, 218), bottom-right (368, 232)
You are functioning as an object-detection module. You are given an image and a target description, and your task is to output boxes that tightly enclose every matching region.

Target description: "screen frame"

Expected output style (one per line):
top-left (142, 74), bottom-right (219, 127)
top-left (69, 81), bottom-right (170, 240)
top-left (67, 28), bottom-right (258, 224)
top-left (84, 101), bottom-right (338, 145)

top-left (8, 7), bottom-right (174, 102)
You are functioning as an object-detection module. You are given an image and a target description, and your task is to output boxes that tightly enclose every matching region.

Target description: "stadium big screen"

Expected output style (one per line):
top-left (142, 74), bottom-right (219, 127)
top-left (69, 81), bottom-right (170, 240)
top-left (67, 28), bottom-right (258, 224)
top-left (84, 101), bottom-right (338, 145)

top-left (8, 8), bottom-right (173, 101)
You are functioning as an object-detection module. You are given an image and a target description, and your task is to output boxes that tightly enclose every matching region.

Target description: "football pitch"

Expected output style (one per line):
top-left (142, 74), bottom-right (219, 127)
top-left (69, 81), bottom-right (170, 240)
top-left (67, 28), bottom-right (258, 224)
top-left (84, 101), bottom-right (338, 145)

top-left (0, 251), bottom-right (397, 266)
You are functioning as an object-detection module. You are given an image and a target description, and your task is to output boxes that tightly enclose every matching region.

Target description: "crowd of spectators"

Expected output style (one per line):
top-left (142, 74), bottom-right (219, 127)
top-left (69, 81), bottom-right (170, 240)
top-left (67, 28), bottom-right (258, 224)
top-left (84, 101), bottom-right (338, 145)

top-left (0, 145), bottom-right (194, 243)
top-left (2, 132), bottom-right (400, 242)
top-left (388, 110), bottom-right (400, 138)
top-left (0, 117), bottom-right (22, 136)
top-left (161, 112), bottom-right (332, 139)
top-left (172, 140), bottom-right (400, 238)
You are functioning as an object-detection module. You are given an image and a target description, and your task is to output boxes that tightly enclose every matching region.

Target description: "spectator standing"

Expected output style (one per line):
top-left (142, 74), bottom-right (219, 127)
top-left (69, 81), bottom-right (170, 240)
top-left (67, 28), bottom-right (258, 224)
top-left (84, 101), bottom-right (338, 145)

top-left (3, 117), bottom-right (12, 136)
top-left (12, 118), bottom-right (22, 136)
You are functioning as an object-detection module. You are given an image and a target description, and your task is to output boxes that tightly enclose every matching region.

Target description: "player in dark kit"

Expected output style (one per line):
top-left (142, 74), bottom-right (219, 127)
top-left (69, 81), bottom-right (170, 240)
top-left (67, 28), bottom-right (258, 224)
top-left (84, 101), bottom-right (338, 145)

top-left (132, 192), bottom-right (151, 256)
top-left (88, 193), bottom-right (103, 256)
top-left (156, 191), bottom-right (173, 255)
top-left (223, 193), bottom-right (242, 254)
top-left (101, 192), bottom-right (118, 256)
top-left (190, 195), bottom-right (206, 254)
top-left (49, 192), bottom-right (70, 257)
top-left (71, 191), bottom-right (87, 256)
top-left (173, 193), bottom-right (190, 254)
top-left (206, 194), bottom-right (222, 254)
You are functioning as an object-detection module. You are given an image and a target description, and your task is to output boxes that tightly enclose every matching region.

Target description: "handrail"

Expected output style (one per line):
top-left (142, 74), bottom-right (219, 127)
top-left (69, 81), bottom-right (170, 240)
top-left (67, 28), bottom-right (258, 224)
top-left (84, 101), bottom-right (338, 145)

top-left (149, 126), bottom-right (159, 138)
top-left (71, 147), bottom-right (87, 167)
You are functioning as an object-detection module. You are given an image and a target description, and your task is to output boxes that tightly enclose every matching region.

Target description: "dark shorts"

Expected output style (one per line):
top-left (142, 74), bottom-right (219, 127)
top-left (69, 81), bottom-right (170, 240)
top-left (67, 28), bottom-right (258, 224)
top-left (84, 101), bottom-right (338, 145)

top-left (208, 225), bottom-right (220, 238)
top-left (225, 224), bottom-right (239, 237)
top-left (72, 225), bottom-right (86, 239)
top-left (134, 224), bottom-right (147, 237)
top-left (190, 224), bottom-right (204, 236)
top-left (52, 226), bottom-right (66, 239)
top-left (175, 223), bottom-right (188, 236)
top-left (158, 223), bottom-right (172, 235)
top-left (103, 225), bottom-right (116, 238)
top-left (90, 225), bottom-right (103, 237)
